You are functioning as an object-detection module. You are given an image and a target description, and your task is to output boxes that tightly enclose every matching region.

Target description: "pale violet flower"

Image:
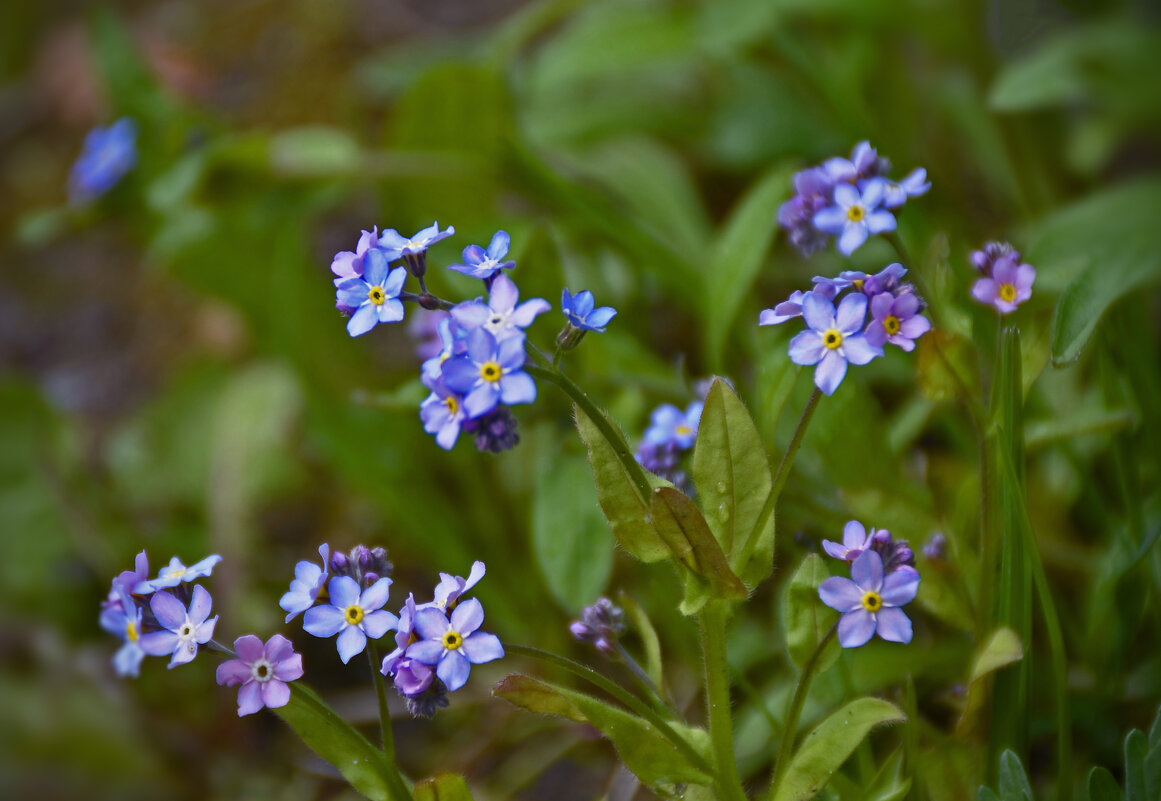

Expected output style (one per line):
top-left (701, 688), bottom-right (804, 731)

top-left (788, 293), bottom-right (882, 395)
top-left (819, 550), bottom-right (919, 648)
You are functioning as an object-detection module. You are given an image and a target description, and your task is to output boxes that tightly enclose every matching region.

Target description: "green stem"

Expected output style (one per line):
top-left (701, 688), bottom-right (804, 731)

top-left (736, 388), bottom-right (823, 572)
top-left (767, 623), bottom-right (839, 801)
top-left (700, 601), bottom-right (749, 801)
top-left (615, 643), bottom-right (678, 718)
top-left (524, 362), bottom-right (654, 503)
top-left (364, 643), bottom-right (412, 800)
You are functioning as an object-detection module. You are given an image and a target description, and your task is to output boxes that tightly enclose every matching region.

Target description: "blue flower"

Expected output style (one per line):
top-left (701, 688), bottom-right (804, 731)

top-left (405, 598), bottom-right (504, 692)
top-left (335, 248), bottom-right (408, 337)
top-left (441, 328), bottom-right (537, 419)
top-left (788, 293), bottom-right (882, 395)
top-left (836, 263), bottom-right (908, 296)
top-left (643, 401), bottom-right (703, 450)
top-left (419, 376), bottom-right (468, 450)
top-left (303, 576), bottom-right (398, 664)
top-left (99, 587), bottom-right (146, 677)
top-left (561, 288), bottom-right (617, 333)
top-left (216, 634), bottom-right (303, 716)
top-left (139, 585), bottom-right (219, 668)
top-left (427, 561), bottom-right (486, 612)
top-left (819, 550), bottom-right (919, 648)
top-left (821, 141), bottom-right (883, 185)
top-left (448, 231), bottom-right (515, 280)
top-left (451, 275), bottom-right (550, 342)
top-left (378, 222), bottom-right (455, 276)
top-left (279, 543), bottom-right (330, 623)
top-left (69, 118), bottom-right (137, 203)
top-left (136, 554), bottom-right (222, 594)
top-left (822, 520), bottom-right (877, 562)
top-left (878, 168), bottom-right (931, 209)
top-left (421, 317), bottom-right (467, 384)
top-left (103, 550), bottom-right (150, 611)
top-left (331, 228), bottom-right (392, 288)
top-left (813, 180), bottom-right (896, 256)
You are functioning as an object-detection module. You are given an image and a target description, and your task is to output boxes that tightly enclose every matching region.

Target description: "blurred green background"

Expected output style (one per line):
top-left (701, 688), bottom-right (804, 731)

top-left (1, 0), bottom-right (1160, 799)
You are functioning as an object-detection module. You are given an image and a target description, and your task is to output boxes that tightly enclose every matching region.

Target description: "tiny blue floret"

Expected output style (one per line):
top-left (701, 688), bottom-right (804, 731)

top-left (561, 288), bottom-right (617, 333)
top-left (69, 118), bottom-right (137, 203)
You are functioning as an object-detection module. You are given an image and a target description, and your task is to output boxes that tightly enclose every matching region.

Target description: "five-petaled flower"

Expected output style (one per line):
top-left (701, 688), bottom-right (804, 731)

top-left (279, 543), bottom-right (331, 623)
top-left (99, 587), bottom-right (146, 677)
top-left (561, 288), bottom-right (617, 333)
top-left (378, 222), bottom-right (455, 276)
top-left (304, 576), bottom-right (398, 663)
top-left (136, 554), bottom-right (222, 594)
top-left (643, 401), bottom-right (704, 451)
top-left (441, 328), bottom-right (537, 419)
top-left (819, 550), bottom-right (919, 648)
top-left (864, 291), bottom-right (931, 352)
top-left (822, 520), bottom-right (876, 563)
top-left (335, 248), bottom-right (408, 337)
top-left (971, 253), bottom-right (1036, 315)
top-left (451, 275), bottom-right (550, 342)
top-left (216, 634), bottom-right (304, 716)
top-left (448, 230), bottom-right (515, 280)
top-left (139, 585), bottom-right (219, 668)
top-left (813, 180), bottom-right (897, 256)
top-left (788, 293), bottom-right (882, 395)
top-left (405, 598), bottom-right (504, 692)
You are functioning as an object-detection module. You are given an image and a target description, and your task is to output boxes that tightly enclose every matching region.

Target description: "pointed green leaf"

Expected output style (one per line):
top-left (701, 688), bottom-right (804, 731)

top-left (997, 750), bottom-right (1034, 801)
top-left (772, 698), bottom-right (906, 801)
top-left (782, 554), bottom-right (839, 672)
top-left (1125, 730), bottom-right (1147, 801)
top-left (956, 627), bottom-right (1024, 737)
top-left (1087, 767), bottom-right (1123, 801)
top-left (651, 486), bottom-right (748, 604)
top-left (575, 407), bottom-right (670, 562)
top-left (274, 684), bottom-right (407, 801)
top-left (692, 378), bottom-right (775, 586)
top-left (413, 773), bottom-right (474, 801)
top-left (493, 674), bottom-right (713, 791)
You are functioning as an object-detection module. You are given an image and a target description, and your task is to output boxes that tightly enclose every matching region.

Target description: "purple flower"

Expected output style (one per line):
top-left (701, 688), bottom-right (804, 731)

top-left (331, 228), bottom-right (397, 287)
top-left (922, 533), bottom-right (947, 561)
top-left (777, 168), bottom-right (834, 257)
top-left (878, 168), bottom-right (931, 209)
top-left (833, 263), bottom-right (908, 296)
top-left (788, 293), bottom-right (883, 395)
top-left (303, 576), bottom-right (398, 664)
top-left (381, 594), bottom-right (435, 696)
top-left (103, 550), bottom-right (150, 611)
top-left (813, 180), bottom-right (897, 256)
top-left (643, 401), bottom-right (703, 450)
top-left (448, 230), bottom-right (515, 280)
top-left (419, 376), bottom-right (467, 450)
top-left (216, 634), bottom-right (304, 716)
top-left (136, 554), bottom-right (222, 594)
top-left (378, 222), bottom-right (455, 277)
top-left (405, 598), bottom-right (504, 692)
top-left (819, 550), bottom-right (919, 648)
top-left (99, 587), bottom-right (145, 677)
top-left (864, 291), bottom-right (931, 352)
top-left (69, 118), bottom-right (137, 203)
top-left (561, 288), bottom-right (617, 333)
top-left (335, 248), bottom-right (408, 337)
top-left (822, 141), bottom-right (883, 184)
top-left (822, 520), bottom-right (876, 562)
top-left (971, 254), bottom-right (1036, 315)
top-left (569, 597), bottom-right (626, 657)
top-left (441, 328), bottom-right (537, 419)
top-left (760, 290), bottom-right (809, 326)
top-left (869, 530), bottom-right (916, 574)
top-left (279, 543), bottom-right (330, 623)
top-left (139, 585), bottom-right (219, 668)
top-left (451, 275), bottom-right (550, 342)
top-left (970, 241), bottom-right (1020, 273)
top-left (428, 561), bottom-right (486, 612)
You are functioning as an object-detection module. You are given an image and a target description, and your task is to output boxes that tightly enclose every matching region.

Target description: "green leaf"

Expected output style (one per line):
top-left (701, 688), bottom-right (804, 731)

top-left (619, 593), bottom-right (664, 689)
top-left (493, 674), bottom-right (713, 791)
top-left (89, 8), bottom-right (177, 123)
top-left (413, 773), bottom-right (474, 801)
top-left (956, 627), bottom-right (1024, 737)
top-left (269, 127), bottom-right (363, 177)
top-left (781, 554), bottom-right (839, 672)
top-left (997, 750), bottom-right (1034, 801)
top-left (1022, 179), bottom-right (1161, 366)
top-left (772, 698), bottom-right (906, 801)
top-left (1087, 767), bottom-right (1123, 801)
top-left (532, 454), bottom-right (615, 612)
top-left (1125, 730), bottom-right (1147, 801)
top-left (650, 486), bottom-right (748, 609)
top-left (692, 378), bottom-right (775, 586)
top-left (704, 165), bottom-right (792, 369)
top-left (274, 684), bottom-right (407, 801)
top-left (575, 408), bottom-right (670, 562)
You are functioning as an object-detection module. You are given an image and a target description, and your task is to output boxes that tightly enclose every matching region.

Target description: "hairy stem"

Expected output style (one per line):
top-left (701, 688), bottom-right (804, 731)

top-left (700, 601), bottom-right (749, 801)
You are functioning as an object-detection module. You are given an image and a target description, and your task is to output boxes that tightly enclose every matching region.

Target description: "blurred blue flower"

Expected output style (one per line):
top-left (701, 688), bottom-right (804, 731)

top-left (441, 328), bottom-right (537, 419)
top-left (448, 230), bottom-right (515, 279)
top-left (304, 576), bottom-right (398, 664)
top-left (335, 248), bottom-right (408, 337)
top-left (104, 550), bottom-right (149, 610)
top-left (813, 180), bottom-right (897, 256)
top-left (136, 554), bottom-right (221, 594)
top-left (279, 543), bottom-right (330, 623)
top-left (643, 402), bottom-right (703, 450)
top-left (878, 168), bottom-right (931, 209)
top-left (139, 585), bottom-right (219, 668)
top-left (405, 598), bottom-right (504, 692)
top-left (822, 141), bottom-right (884, 185)
top-left (421, 317), bottom-right (467, 384)
top-left (451, 275), bottom-right (550, 342)
top-left (561, 288), bottom-right (617, 333)
top-left (99, 587), bottom-right (145, 677)
top-left (864, 290), bottom-right (930, 352)
top-left (819, 550), bottom-right (919, 648)
top-left (788, 293), bottom-right (882, 395)
top-left (69, 118), bottom-right (137, 203)
top-left (828, 263), bottom-right (907, 297)
top-left (216, 634), bottom-right (303, 716)
top-left (777, 167), bottom-right (834, 257)
top-left (419, 376), bottom-right (467, 450)
top-left (971, 253), bottom-right (1036, 315)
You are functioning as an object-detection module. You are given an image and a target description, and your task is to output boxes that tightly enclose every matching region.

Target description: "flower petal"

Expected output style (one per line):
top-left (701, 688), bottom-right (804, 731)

top-left (216, 658), bottom-right (252, 686)
top-left (819, 576), bottom-right (863, 612)
top-left (347, 304), bottom-right (379, 337)
top-left (336, 624), bottom-right (367, 663)
top-left (837, 609), bottom-right (876, 648)
top-left (499, 371), bottom-right (537, 405)
top-left (788, 331), bottom-right (826, 366)
top-left (843, 520), bottom-right (868, 550)
top-left (850, 550), bottom-right (884, 592)
top-left (450, 598), bottom-right (485, 637)
top-left (489, 275), bottom-right (519, 313)
top-left (360, 577), bottom-right (393, 612)
top-left (814, 350), bottom-right (848, 395)
top-left (329, 577), bottom-right (362, 609)
top-left (303, 605), bottom-right (346, 638)
top-left (150, 591), bottom-right (187, 630)
top-left (487, 230), bottom-right (510, 260)
top-left (273, 653), bottom-right (304, 682)
top-left (237, 681), bottom-right (265, 716)
top-left (436, 650), bottom-right (472, 692)
top-left (362, 609), bottom-right (399, 640)
top-left (266, 633), bottom-right (297, 665)
top-left (461, 631), bottom-right (505, 664)
top-left (880, 567), bottom-right (921, 606)
top-left (835, 293), bottom-right (868, 334)
top-left (413, 607), bottom-right (451, 640)
top-left (234, 635), bottom-right (265, 664)
top-left (812, 206), bottom-right (848, 234)
top-left (841, 334), bottom-right (882, 366)
top-left (874, 607), bottom-right (913, 643)
top-left (837, 222), bottom-right (869, 256)
top-left (261, 679), bottom-right (292, 710)
top-left (188, 585), bottom-right (213, 624)
top-left (509, 298), bottom-right (551, 328)
top-left (405, 640), bottom-right (446, 664)
top-left (865, 210), bottom-right (896, 235)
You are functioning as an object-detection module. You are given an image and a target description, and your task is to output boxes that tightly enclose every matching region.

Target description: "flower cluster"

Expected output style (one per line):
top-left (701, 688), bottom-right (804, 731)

top-left (70, 118), bottom-right (138, 203)
top-left (569, 597), bottom-right (626, 657)
top-left (969, 241), bottom-right (1036, 315)
top-left (636, 400), bottom-right (703, 489)
top-left (818, 520), bottom-right (920, 648)
top-left (760, 263), bottom-right (931, 395)
top-left (778, 141), bottom-right (930, 257)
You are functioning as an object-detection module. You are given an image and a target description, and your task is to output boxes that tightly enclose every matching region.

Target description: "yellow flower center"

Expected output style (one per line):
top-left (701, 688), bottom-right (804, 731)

top-left (480, 361), bottom-right (502, 383)
top-left (675, 424), bottom-right (692, 436)
top-left (444, 396), bottom-right (459, 415)
top-left (368, 286), bottom-right (386, 305)
top-left (345, 605), bottom-right (364, 625)
top-left (852, 278), bottom-right (865, 292)
top-left (126, 620), bottom-right (139, 643)
top-left (823, 329), bottom-right (843, 350)
top-left (443, 630), bottom-right (463, 650)
top-left (999, 283), bottom-right (1017, 303)
top-left (884, 315), bottom-right (900, 334)
top-left (861, 591), bottom-right (882, 613)
top-left (846, 205), bottom-right (865, 223)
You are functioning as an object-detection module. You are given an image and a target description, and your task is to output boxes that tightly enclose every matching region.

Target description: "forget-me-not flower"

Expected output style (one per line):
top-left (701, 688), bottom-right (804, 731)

top-left (378, 222), bottom-right (455, 276)
top-left (419, 375), bottom-right (468, 450)
top-left (336, 248), bottom-right (408, 337)
top-left (971, 253), bottom-right (1036, 315)
top-left (331, 228), bottom-right (397, 288)
top-left (381, 593), bottom-right (435, 696)
top-left (813, 180), bottom-right (897, 256)
top-left (99, 587), bottom-right (146, 678)
top-left (451, 275), bottom-right (550, 342)
top-left (428, 561), bottom-right (486, 612)
top-left (104, 550), bottom-right (150, 611)
top-left (421, 317), bottom-right (466, 383)
top-left (822, 141), bottom-right (883, 185)
top-left (561, 288), bottom-right (617, 333)
top-left (216, 634), bottom-right (304, 716)
top-left (279, 543), bottom-right (330, 623)
top-left (819, 550), bottom-right (919, 648)
top-left (441, 328), bottom-right (537, 419)
top-left (788, 293), bottom-right (882, 395)
top-left (69, 118), bottom-right (137, 203)
top-left (405, 598), bottom-right (504, 692)
top-left (304, 576), bottom-right (398, 664)
top-left (643, 401), bottom-right (703, 450)
top-left (448, 230), bottom-right (515, 280)
top-left (822, 520), bottom-right (877, 563)
top-left (864, 290), bottom-right (931, 352)
top-left (878, 168), bottom-right (931, 209)
top-left (136, 554), bottom-right (222, 594)
top-left (139, 585), bottom-right (219, 668)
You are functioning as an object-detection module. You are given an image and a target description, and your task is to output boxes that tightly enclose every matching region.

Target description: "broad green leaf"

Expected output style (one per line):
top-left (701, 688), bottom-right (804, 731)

top-left (274, 684), bottom-right (406, 801)
top-left (1087, 767), bottom-right (1123, 801)
top-left (1022, 179), bottom-right (1161, 366)
top-left (704, 165), bottom-right (792, 369)
top-left (575, 408), bottom-right (670, 562)
top-left (772, 698), bottom-right (906, 801)
top-left (956, 627), bottom-right (1024, 737)
top-left (413, 773), bottom-right (474, 801)
top-left (269, 127), bottom-right (362, 177)
top-left (692, 378), bottom-right (775, 585)
top-left (651, 487), bottom-right (748, 606)
top-left (996, 750), bottom-right (1034, 801)
top-left (781, 554), bottom-right (839, 672)
top-left (493, 674), bottom-right (713, 791)
top-left (532, 454), bottom-right (615, 612)
top-left (620, 593), bottom-right (664, 689)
